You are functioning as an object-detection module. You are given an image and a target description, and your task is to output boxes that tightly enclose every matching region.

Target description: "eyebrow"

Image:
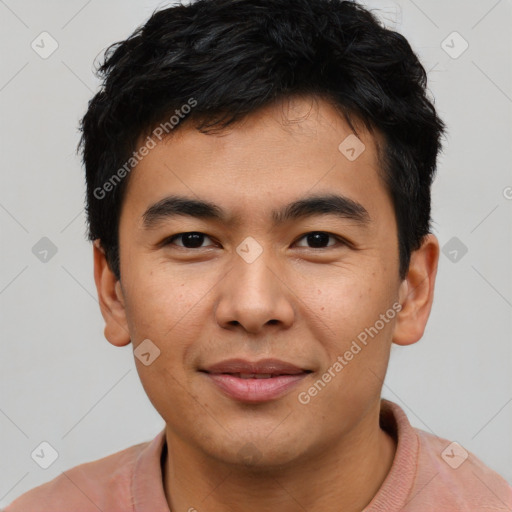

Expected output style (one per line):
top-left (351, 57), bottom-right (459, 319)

top-left (142, 193), bottom-right (371, 229)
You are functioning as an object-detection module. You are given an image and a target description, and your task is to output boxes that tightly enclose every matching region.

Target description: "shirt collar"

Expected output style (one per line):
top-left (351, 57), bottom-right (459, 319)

top-left (130, 399), bottom-right (418, 512)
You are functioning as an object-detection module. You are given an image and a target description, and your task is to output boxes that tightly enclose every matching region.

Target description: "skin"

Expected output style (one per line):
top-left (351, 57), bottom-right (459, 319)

top-left (94, 95), bottom-right (439, 512)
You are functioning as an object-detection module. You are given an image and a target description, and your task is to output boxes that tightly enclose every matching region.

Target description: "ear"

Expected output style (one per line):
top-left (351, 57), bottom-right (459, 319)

top-left (392, 234), bottom-right (440, 346)
top-left (93, 240), bottom-right (131, 347)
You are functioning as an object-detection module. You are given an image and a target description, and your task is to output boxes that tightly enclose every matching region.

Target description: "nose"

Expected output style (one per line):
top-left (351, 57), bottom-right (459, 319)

top-left (214, 249), bottom-right (295, 334)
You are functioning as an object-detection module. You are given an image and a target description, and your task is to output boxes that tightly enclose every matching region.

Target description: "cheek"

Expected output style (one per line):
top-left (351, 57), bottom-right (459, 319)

top-left (124, 271), bottom-right (207, 415)
top-left (307, 264), bottom-right (397, 359)
top-left (304, 267), bottom-right (374, 322)
top-left (123, 265), bottom-right (219, 386)
top-left (122, 263), bottom-right (203, 340)
top-left (297, 285), bottom-right (396, 432)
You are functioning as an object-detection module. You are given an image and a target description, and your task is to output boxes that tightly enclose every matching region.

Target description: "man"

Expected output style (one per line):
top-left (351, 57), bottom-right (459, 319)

top-left (5, 0), bottom-right (511, 510)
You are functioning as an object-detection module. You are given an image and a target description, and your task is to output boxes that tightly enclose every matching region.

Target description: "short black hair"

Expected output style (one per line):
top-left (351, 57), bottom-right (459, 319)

top-left (78, 0), bottom-right (445, 281)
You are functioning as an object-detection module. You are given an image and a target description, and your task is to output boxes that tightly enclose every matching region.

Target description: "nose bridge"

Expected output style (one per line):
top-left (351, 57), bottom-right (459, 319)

top-left (215, 243), bottom-right (294, 332)
top-left (234, 248), bottom-right (276, 297)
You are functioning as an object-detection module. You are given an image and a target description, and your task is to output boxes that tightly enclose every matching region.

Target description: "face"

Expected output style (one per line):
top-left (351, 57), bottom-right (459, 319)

top-left (96, 95), bottom-right (436, 468)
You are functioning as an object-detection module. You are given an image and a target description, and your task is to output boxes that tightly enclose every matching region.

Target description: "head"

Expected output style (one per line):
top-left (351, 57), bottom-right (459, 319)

top-left (80, 0), bottom-right (444, 468)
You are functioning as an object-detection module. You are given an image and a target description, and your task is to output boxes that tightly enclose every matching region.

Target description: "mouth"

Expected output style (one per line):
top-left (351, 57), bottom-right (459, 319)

top-left (199, 358), bottom-right (313, 403)
top-left (201, 357), bottom-right (311, 375)
top-left (214, 373), bottom-right (298, 379)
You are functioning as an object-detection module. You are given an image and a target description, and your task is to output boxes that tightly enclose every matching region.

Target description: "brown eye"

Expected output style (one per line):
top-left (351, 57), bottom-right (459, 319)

top-left (166, 232), bottom-right (213, 248)
top-left (295, 232), bottom-right (341, 249)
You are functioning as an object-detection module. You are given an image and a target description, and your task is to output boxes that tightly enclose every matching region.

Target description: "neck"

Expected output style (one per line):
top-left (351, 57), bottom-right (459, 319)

top-left (162, 402), bottom-right (396, 512)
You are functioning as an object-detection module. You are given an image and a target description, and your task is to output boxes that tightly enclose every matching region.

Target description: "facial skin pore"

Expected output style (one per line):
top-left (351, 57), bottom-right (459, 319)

top-left (94, 95), bottom-right (439, 512)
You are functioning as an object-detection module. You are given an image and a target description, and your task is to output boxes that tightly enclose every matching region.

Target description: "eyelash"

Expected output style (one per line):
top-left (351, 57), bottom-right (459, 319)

top-left (162, 231), bottom-right (348, 250)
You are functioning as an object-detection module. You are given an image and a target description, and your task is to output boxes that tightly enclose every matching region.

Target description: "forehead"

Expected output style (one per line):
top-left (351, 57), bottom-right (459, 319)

top-left (121, 96), bottom-right (392, 228)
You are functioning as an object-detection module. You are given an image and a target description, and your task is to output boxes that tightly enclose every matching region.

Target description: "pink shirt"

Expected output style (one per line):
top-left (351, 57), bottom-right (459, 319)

top-left (4, 399), bottom-right (511, 511)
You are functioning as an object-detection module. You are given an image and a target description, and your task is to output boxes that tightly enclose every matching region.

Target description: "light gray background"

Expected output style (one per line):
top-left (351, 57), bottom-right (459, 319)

top-left (0, 0), bottom-right (511, 506)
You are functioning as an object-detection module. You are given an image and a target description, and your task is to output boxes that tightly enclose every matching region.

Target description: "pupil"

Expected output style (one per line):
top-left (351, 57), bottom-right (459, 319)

top-left (183, 232), bottom-right (204, 248)
top-left (308, 232), bottom-right (329, 248)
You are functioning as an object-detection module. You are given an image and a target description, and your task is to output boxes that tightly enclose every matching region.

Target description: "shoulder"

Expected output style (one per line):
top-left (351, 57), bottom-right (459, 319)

top-left (3, 440), bottom-right (150, 512)
top-left (413, 428), bottom-right (512, 510)
top-left (376, 400), bottom-right (512, 511)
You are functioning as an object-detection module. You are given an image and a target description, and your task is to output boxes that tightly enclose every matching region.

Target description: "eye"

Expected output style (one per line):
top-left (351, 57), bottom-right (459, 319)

top-left (163, 231), bottom-right (345, 250)
top-left (294, 231), bottom-right (344, 249)
top-left (164, 232), bottom-right (216, 249)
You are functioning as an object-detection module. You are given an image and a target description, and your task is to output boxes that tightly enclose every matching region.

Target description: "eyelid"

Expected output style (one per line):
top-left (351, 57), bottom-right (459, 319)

top-left (162, 231), bottom-right (349, 249)
top-left (293, 232), bottom-right (346, 248)
top-left (163, 232), bottom-right (217, 248)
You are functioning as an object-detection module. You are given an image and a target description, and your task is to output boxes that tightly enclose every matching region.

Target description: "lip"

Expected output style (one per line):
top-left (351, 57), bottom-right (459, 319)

top-left (202, 358), bottom-right (309, 375)
top-left (200, 358), bottom-right (312, 403)
top-left (204, 373), bottom-right (309, 403)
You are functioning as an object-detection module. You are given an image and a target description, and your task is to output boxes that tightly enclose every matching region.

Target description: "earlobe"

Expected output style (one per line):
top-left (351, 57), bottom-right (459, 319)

top-left (392, 234), bottom-right (440, 346)
top-left (93, 241), bottom-right (131, 347)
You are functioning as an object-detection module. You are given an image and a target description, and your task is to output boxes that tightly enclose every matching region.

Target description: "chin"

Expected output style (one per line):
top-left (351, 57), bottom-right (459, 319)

top-left (206, 433), bottom-right (307, 471)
